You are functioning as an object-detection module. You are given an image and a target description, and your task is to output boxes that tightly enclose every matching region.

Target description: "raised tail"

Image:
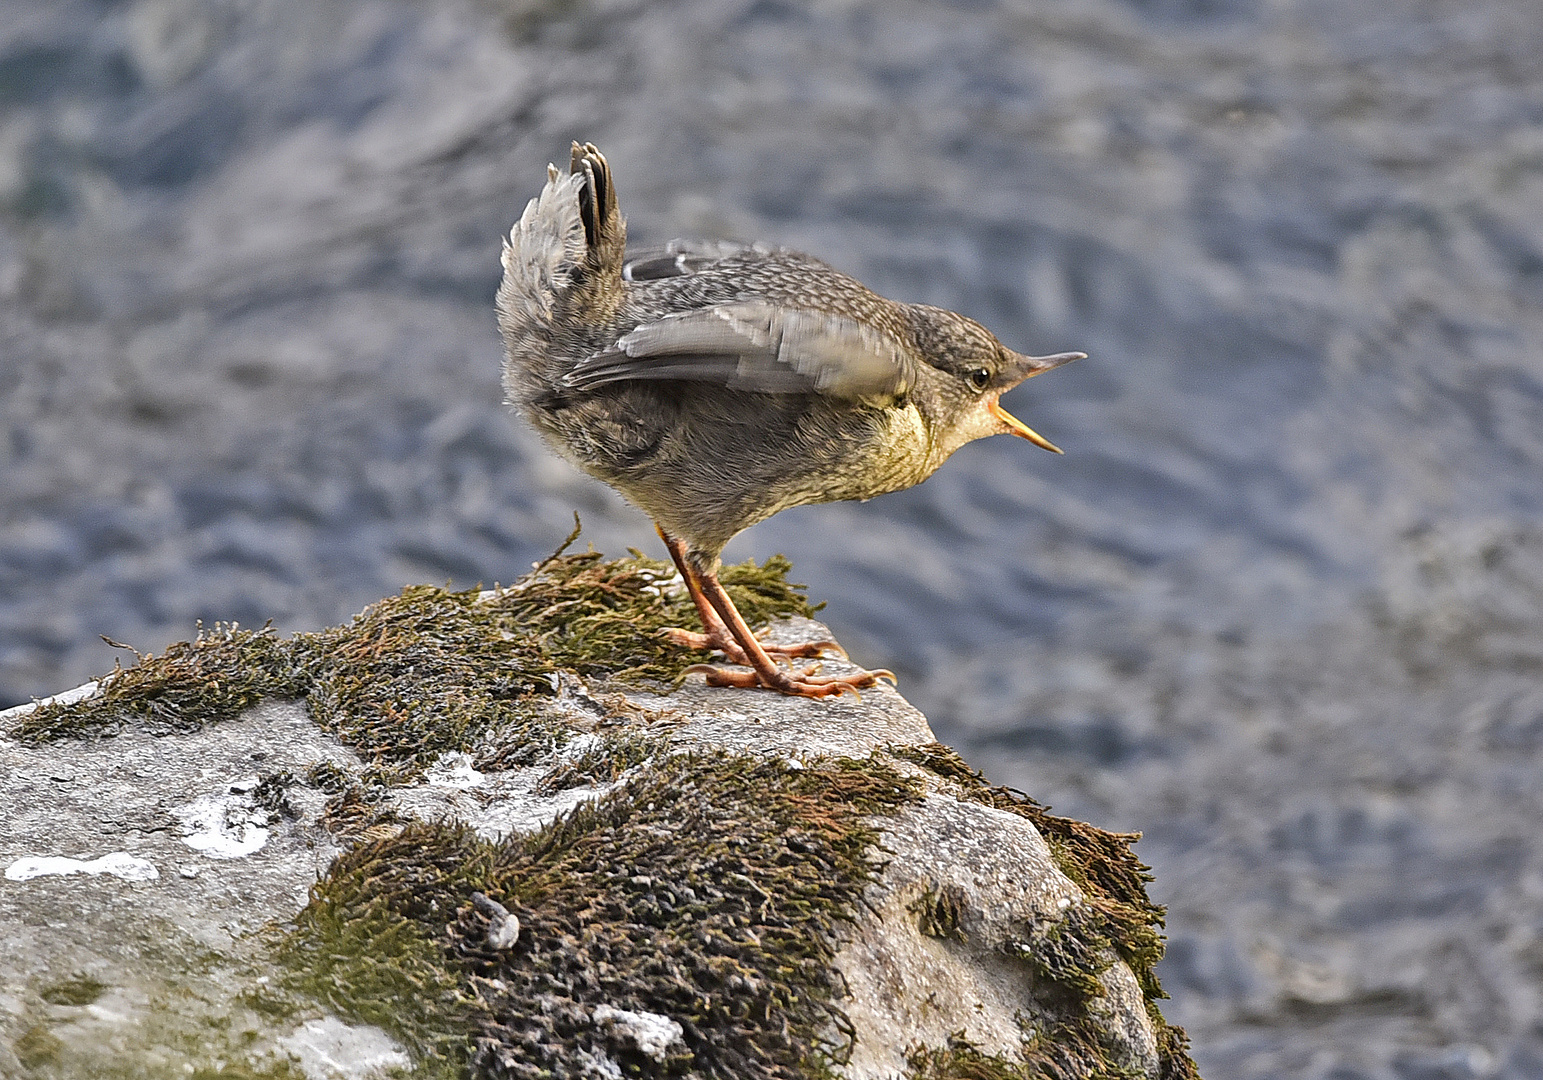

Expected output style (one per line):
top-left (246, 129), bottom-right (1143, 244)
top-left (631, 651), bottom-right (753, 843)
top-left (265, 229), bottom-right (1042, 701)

top-left (497, 143), bottom-right (627, 401)
top-left (570, 141), bottom-right (625, 277)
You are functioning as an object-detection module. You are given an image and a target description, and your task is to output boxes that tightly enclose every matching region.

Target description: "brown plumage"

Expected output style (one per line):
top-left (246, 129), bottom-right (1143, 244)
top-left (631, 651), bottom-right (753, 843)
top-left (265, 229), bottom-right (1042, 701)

top-left (498, 143), bottom-right (1082, 697)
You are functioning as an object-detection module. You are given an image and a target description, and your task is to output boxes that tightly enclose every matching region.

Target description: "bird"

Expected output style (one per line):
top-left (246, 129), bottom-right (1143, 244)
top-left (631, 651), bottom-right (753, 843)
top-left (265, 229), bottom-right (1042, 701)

top-left (497, 143), bottom-right (1082, 699)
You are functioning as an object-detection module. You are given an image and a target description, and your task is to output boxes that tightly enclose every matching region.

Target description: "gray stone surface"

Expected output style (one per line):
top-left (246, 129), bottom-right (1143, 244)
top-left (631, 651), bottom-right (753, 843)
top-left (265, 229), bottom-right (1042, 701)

top-left (2, 624), bottom-right (1163, 1078)
top-left (625, 618), bottom-right (937, 761)
top-left (0, 699), bottom-right (387, 1079)
top-left (836, 793), bottom-right (1158, 1079)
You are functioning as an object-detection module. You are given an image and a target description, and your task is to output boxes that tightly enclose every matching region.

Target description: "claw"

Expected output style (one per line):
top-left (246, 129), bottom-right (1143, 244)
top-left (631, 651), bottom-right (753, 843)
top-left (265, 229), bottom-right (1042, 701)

top-left (662, 627), bottom-right (715, 650)
top-left (655, 527), bottom-right (893, 702)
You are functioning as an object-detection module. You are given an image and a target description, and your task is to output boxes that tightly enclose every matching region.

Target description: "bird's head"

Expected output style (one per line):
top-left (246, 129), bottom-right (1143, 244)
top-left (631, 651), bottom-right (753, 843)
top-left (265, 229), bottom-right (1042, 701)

top-left (905, 304), bottom-right (1083, 460)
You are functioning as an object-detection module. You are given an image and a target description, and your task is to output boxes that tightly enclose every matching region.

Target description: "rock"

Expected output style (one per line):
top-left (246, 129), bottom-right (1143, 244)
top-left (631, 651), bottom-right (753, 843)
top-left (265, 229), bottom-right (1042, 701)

top-left (0, 556), bottom-right (1198, 1080)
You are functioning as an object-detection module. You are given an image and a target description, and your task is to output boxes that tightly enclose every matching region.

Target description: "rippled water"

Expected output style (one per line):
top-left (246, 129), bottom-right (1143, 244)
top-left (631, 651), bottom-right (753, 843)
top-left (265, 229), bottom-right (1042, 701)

top-left (4, 0), bottom-right (1543, 1075)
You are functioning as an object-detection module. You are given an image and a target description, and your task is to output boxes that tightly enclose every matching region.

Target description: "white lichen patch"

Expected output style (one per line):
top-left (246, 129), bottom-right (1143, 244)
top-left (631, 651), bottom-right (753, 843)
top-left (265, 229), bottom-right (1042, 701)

top-left (553, 731), bottom-right (604, 761)
top-left (278, 1016), bottom-right (412, 1079)
top-left (591, 1004), bottom-right (684, 1061)
top-left (424, 751), bottom-right (485, 788)
top-left (4, 851), bottom-right (159, 882)
top-left (388, 761), bottom-right (615, 840)
top-left (170, 780), bottom-right (272, 859)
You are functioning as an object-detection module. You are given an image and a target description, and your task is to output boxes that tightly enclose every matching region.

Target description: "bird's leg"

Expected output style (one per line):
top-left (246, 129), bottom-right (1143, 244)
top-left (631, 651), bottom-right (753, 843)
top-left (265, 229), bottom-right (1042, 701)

top-left (656, 528), bottom-right (843, 661)
top-left (686, 564), bottom-right (895, 699)
top-left (657, 529), bottom-right (747, 662)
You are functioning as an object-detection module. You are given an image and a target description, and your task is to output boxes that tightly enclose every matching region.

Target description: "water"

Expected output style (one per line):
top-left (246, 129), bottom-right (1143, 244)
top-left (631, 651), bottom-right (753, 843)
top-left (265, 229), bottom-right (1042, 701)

top-left (3, 0), bottom-right (1543, 1075)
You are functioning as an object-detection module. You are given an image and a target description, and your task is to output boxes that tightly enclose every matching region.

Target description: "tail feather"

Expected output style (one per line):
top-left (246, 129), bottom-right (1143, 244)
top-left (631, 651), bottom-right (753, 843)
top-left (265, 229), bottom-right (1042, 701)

top-left (497, 164), bottom-right (587, 330)
top-left (570, 141), bottom-right (625, 275)
top-left (499, 144), bottom-right (629, 408)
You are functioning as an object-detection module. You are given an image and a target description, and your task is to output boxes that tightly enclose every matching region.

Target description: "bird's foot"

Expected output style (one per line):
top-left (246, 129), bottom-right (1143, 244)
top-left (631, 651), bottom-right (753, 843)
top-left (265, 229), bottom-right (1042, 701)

top-left (661, 626), bottom-right (847, 663)
top-left (681, 661), bottom-right (896, 700)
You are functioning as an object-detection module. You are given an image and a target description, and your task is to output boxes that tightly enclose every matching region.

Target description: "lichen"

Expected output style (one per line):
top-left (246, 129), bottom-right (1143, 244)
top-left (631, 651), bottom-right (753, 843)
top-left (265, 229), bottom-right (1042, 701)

top-left (893, 743), bottom-right (1200, 1080)
top-left (279, 752), bottom-right (924, 1080)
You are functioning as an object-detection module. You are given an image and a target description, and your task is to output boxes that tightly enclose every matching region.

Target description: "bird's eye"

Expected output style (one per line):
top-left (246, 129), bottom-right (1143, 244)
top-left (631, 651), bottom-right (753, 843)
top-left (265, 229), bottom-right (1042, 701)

top-left (968, 367), bottom-right (991, 392)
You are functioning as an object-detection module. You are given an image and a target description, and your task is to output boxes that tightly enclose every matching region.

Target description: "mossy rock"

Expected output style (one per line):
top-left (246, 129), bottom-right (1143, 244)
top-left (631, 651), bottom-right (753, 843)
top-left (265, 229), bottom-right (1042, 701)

top-left (2, 538), bottom-right (1199, 1080)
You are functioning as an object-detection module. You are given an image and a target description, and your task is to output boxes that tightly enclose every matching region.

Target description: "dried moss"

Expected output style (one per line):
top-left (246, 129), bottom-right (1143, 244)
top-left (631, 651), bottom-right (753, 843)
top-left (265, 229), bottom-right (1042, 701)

top-left (912, 884), bottom-right (970, 943)
top-left (906, 1024), bottom-right (1145, 1080)
top-left (12, 623), bottom-right (308, 742)
top-left (6, 527), bottom-right (818, 777)
top-left (39, 973), bottom-right (108, 1007)
top-left (279, 752), bottom-right (923, 1080)
top-left (534, 730), bottom-right (673, 795)
top-left (893, 743), bottom-right (1199, 1080)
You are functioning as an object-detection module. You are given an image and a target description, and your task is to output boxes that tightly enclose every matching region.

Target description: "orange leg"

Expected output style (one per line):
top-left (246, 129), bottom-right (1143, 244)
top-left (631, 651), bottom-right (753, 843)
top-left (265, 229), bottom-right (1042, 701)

top-left (689, 564), bottom-right (895, 699)
top-left (655, 527), bottom-right (893, 699)
top-left (656, 528), bottom-right (843, 663)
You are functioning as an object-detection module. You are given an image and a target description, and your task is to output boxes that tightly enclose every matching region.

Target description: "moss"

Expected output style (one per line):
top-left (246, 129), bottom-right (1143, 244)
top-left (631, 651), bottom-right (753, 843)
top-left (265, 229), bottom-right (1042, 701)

top-left (893, 744), bottom-right (1200, 1080)
top-left (12, 623), bottom-right (308, 742)
top-left (6, 523), bottom-right (818, 778)
top-left (187, 1064), bottom-right (307, 1080)
top-left (317, 780), bottom-right (405, 842)
top-left (1154, 1024), bottom-right (1201, 1080)
top-left (911, 884), bottom-right (970, 943)
top-left (15, 1023), bottom-right (63, 1070)
top-left (534, 730), bottom-right (673, 794)
top-left (279, 823), bottom-right (495, 1078)
top-left (1007, 905), bottom-right (1112, 1005)
top-left (905, 1023), bottom-right (1145, 1080)
top-left (39, 973), bottom-right (108, 1007)
top-left (279, 752), bottom-right (922, 1080)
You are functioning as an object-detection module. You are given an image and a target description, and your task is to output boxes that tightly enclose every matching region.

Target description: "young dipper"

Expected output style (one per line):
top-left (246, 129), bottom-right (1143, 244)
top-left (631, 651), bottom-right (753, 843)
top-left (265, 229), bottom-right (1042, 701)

top-left (499, 143), bottom-right (1082, 698)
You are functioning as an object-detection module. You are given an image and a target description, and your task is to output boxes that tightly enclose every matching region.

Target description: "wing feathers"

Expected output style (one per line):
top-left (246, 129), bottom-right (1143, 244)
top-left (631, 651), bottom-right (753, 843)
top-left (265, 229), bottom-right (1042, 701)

top-left (562, 302), bottom-right (913, 403)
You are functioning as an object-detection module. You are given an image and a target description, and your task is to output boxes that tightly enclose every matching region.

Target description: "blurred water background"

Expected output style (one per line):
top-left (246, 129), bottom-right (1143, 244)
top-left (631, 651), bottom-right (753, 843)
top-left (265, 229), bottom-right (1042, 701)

top-left (4, 0), bottom-right (1543, 1074)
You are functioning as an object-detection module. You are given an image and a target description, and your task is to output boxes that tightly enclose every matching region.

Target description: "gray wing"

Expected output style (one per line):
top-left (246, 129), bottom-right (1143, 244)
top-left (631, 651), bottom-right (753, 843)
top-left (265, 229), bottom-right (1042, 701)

top-left (621, 239), bottom-right (762, 282)
top-left (562, 301), bottom-right (916, 403)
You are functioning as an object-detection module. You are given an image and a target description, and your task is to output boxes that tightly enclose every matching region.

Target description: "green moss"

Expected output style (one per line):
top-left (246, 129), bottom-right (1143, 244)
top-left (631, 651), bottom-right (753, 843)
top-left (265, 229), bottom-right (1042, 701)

top-left (893, 743), bottom-right (1200, 1080)
top-left (911, 884), bottom-right (970, 943)
top-left (39, 973), bottom-right (108, 1007)
top-left (1006, 904), bottom-right (1113, 1005)
top-left (6, 524), bottom-right (818, 779)
top-left (187, 1063), bottom-right (307, 1080)
top-left (15, 1023), bottom-right (63, 1070)
top-left (279, 823), bottom-right (494, 1078)
top-left (534, 730), bottom-right (673, 795)
top-left (12, 623), bottom-right (308, 742)
top-left (906, 1024), bottom-right (1145, 1080)
top-left (280, 752), bottom-right (922, 1080)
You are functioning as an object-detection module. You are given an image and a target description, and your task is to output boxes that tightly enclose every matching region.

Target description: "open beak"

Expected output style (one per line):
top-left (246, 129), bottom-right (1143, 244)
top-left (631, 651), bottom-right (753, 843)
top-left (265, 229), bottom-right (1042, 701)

top-left (992, 350), bottom-right (1084, 454)
top-left (989, 398), bottom-right (1063, 453)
